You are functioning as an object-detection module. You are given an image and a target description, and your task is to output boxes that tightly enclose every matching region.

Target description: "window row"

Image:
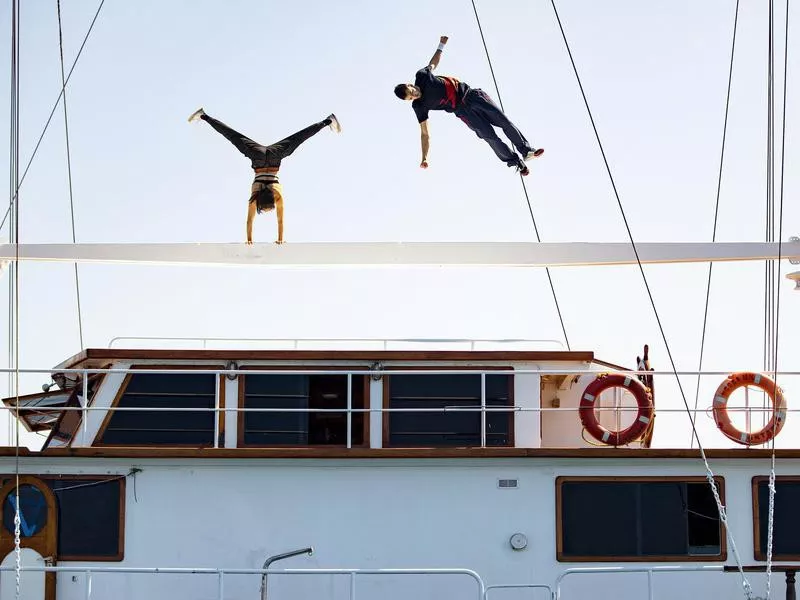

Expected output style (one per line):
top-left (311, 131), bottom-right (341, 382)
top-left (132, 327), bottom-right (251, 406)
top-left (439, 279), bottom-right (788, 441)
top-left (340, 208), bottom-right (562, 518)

top-left (557, 476), bottom-right (800, 562)
top-left (96, 372), bottom-right (514, 447)
top-left (1, 474), bottom-right (795, 563)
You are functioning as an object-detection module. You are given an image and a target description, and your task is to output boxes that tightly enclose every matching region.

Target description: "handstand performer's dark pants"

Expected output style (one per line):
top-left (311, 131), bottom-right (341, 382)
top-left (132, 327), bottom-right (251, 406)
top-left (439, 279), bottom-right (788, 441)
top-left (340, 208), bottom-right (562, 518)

top-left (201, 114), bottom-right (328, 169)
top-left (455, 89), bottom-right (533, 168)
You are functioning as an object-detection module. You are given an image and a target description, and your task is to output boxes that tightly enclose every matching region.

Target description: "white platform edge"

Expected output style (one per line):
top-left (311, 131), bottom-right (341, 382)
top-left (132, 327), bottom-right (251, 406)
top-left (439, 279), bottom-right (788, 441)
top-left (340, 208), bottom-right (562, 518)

top-left (0, 242), bottom-right (798, 268)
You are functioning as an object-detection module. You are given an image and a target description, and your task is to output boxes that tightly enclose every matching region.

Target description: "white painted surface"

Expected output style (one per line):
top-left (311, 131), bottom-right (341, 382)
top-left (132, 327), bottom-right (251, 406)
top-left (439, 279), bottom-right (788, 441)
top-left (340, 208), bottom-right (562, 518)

top-left (369, 377), bottom-right (383, 449)
top-left (224, 376), bottom-right (238, 449)
top-left (0, 548), bottom-right (46, 600)
top-left (2, 457), bottom-right (791, 600)
top-left (0, 241), bottom-right (798, 268)
top-left (513, 365), bottom-right (542, 448)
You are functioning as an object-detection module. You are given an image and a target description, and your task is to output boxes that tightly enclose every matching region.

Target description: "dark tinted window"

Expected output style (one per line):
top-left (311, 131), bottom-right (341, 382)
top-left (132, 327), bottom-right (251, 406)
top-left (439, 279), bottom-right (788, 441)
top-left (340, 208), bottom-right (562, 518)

top-left (243, 374), bottom-right (365, 446)
top-left (99, 373), bottom-right (216, 446)
top-left (386, 374), bottom-right (512, 447)
top-left (559, 479), bottom-right (723, 560)
top-left (49, 478), bottom-right (123, 559)
top-left (755, 478), bottom-right (800, 558)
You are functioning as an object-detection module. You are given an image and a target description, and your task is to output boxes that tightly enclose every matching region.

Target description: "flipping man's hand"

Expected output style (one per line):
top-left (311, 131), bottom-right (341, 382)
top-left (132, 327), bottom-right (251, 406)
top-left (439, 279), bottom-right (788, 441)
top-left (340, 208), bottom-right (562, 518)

top-left (420, 160), bottom-right (429, 169)
top-left (440, 36), bottom-right (449, 44)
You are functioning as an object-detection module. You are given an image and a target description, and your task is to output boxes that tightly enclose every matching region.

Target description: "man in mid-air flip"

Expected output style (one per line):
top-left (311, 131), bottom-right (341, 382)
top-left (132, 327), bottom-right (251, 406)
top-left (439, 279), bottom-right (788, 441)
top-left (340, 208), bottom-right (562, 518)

top-left (394, 36), bottom-right (543, 175)
top-left (188, 108), bottom-right (341, 244)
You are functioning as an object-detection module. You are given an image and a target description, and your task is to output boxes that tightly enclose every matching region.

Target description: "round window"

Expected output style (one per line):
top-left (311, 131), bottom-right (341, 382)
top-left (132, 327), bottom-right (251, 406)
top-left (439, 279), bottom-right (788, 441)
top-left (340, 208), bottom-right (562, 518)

top-left (2, 484), bottom-right (48, 537)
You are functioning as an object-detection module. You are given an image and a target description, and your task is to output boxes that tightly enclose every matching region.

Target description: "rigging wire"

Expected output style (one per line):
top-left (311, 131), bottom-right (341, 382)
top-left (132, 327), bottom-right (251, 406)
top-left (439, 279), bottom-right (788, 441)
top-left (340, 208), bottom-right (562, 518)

top-left (765, 1), bottom-right (789, 596)
top-left (56, 0), bottom-right (85, 349)
top-left (8, 1), bottom-right (22, 597)
top-left (546, 1), bottom-right (755, 596)
top-left (0, 0), bottom-right (106, 236)
top-left (469, 0), bottom-right (571, 351)
top-left (690, 0), bottom-right (740, 448)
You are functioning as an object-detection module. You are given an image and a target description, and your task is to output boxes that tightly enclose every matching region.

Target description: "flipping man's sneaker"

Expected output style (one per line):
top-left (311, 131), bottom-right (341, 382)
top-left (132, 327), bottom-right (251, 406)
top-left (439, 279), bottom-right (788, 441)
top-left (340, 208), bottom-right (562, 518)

top-left (524, 148), bottom-right (544, 161)
top-left (327, 113), bottom-right (342, 133)
top-left (517, 164), bottom-right (530, 176)
top-left (187, 107), bottom-right (206, 123)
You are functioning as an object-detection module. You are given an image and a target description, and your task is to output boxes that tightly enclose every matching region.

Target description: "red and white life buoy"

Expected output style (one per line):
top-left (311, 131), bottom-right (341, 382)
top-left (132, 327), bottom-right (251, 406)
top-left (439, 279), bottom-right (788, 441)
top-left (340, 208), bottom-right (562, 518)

top-left (713, 372), bottom-right (787, 446)
top-left (579, 373), bottom-right (654, 446)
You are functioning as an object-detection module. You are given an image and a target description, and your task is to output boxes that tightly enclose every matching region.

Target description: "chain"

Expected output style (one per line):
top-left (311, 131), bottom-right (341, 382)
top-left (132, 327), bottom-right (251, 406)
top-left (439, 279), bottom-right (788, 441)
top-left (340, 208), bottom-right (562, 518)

top-left (14, 486), bottom-right (21, 599)
top-left (702, 470), bottom-right (754, 600)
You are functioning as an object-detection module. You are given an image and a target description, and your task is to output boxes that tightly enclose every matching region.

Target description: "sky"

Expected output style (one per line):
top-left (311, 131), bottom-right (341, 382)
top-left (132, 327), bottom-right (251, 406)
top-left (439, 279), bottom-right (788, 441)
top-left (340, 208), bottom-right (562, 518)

top-left (0, 0), bottom-right (797, 449)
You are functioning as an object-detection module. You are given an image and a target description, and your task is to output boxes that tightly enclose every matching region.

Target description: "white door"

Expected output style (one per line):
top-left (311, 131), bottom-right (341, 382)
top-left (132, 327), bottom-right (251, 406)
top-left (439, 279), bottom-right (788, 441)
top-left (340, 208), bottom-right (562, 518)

top-left (0, 548), bottom-right (46, 600)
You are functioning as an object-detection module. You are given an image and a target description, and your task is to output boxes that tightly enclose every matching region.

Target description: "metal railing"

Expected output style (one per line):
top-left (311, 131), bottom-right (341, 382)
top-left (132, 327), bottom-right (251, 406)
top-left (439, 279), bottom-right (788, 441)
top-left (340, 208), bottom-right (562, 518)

top-left (554, 565), bottom-right (725, 600)
top-left (3, 365), bottom-right (796, 450)
top-left (0, 565), bottom-right (486, 600)
top-left (484, 582), bottom-right (553, 600)
top-left (107, 336), bottom-right (566, 351)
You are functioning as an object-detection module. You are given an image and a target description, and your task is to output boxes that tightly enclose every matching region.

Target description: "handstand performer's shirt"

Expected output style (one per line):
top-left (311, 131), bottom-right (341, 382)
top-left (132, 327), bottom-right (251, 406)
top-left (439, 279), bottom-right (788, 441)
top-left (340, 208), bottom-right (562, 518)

top-left (411, 66), bottom-right (471, 123)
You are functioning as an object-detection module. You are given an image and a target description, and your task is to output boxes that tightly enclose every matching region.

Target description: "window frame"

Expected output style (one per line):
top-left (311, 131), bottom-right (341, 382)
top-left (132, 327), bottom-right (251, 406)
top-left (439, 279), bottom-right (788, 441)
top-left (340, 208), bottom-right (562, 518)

top-left (93, 364), bottom-right (226, 448)
top-left (0, 474), bottom-right (125, 562)
top-left (382, 366), bottom-right (515, 448)
top-left (752, 475), bottom-right (800, 561)
top-left (555, 475), bottom-right (728, 562)
top-left (237, 366), bottom-right (371, 448)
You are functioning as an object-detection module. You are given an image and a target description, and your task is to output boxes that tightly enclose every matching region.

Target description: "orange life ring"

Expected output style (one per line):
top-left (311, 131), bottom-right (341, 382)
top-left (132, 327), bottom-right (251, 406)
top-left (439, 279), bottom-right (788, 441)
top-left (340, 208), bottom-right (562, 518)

top-left (712, 372), bottom-right (787, 446)
top-left (579, 373), bottom-right (654, 446)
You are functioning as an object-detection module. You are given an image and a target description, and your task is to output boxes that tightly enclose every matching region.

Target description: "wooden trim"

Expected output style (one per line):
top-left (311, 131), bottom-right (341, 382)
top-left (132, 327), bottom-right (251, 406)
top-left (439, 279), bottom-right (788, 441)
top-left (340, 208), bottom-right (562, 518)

top-left (0, 476), bottom-right (58, 600)
top-left (92, 365), bottom-right (224, 448)
top-left (63, 348), bottom-right (594, 366)
top-left (382, 366), bottom-right (516, 448)
top-left (43, 370), bottom-right (110, 449)
top-left (237, 366), bottom-right (371, 448)
top-left (752, 475), bottom-right (800, 561)
top-left (555, 475), bottom-right (728, 563)
top-left (23, 446), bottom-right (800, 459)
top-left (41, 389), bottom-right (80, 449)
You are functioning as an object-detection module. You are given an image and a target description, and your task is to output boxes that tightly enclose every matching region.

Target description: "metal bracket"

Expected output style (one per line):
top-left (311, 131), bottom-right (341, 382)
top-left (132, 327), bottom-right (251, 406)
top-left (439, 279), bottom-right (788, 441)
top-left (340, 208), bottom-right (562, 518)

top-left (790, 236), bottom-right (800, 265)
top-left (369, 361), bottom-right (384, 381)
top-left (225, 360), bottom-right (239, 381)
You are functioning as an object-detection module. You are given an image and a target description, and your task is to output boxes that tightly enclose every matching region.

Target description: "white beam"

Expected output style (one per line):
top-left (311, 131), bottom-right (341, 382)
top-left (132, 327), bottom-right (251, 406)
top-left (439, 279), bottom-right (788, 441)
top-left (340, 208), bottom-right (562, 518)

top-left (0, 242), bottom-right (797, 268)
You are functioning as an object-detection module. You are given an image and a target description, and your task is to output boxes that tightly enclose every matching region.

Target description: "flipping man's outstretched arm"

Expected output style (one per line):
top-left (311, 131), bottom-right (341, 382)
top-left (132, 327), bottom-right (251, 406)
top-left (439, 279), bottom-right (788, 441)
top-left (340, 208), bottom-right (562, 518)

top-left (427, 35), bottom-right (448, 70)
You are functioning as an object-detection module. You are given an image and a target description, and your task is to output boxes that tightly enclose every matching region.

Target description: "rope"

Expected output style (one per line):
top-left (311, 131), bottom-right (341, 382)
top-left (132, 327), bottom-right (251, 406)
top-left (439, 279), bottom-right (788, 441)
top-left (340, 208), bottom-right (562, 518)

top-left (56, 0), bottom-right (85, 349)
top-left (0, 0), bottom-right (106, 236)
top-left (469, 0), bottom-right (571, 351)
top-left (547, 1), bottom-right (754, 597)
top-left (765, 1), bottom-right (789, 596)
top-left (8, 1), bottom-right (22, 597)
top-left (690, 0), bottom-right (740, 448)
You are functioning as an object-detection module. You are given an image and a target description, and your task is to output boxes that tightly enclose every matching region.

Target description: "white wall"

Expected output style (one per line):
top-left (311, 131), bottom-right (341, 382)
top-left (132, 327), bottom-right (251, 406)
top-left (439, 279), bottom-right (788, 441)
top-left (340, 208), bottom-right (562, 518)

top-left (3, 456), bottom-right (793, 600)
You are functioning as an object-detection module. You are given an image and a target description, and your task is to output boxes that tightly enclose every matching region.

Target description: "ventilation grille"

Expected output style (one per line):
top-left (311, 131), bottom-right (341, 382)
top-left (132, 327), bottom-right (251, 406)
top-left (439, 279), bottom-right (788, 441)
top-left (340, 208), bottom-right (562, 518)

top-left (498, 479), bottom-right (519, 489)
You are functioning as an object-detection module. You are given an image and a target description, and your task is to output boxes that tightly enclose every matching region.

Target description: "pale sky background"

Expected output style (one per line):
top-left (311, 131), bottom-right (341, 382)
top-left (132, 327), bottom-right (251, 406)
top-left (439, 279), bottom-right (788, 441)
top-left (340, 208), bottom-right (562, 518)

top-left (0, 0), bottom-right (797, 449)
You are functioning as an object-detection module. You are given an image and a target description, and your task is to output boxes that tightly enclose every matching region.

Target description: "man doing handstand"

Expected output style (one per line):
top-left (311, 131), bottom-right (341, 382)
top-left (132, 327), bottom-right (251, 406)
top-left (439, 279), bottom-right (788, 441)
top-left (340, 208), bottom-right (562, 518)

top-left (189, 108), bottom-right (341, 244)
top-left (394, 36), bottom-right (543, 175)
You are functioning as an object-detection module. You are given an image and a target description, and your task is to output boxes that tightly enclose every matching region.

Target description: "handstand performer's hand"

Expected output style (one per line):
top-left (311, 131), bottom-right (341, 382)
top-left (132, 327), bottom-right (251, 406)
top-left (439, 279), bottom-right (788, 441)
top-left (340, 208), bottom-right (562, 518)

top-left (246, 239), bottom-right (253, 246)
top-left (420, 160), bottom-right (428, 169)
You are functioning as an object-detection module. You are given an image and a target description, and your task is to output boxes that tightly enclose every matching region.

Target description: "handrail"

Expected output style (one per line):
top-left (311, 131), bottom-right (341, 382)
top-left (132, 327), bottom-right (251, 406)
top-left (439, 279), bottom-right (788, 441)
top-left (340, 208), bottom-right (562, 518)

top-left (108, 335), bottom-right (566, 350)
top-left (7, 367), bottom-right (800, 376)
top-left (484, 583), bottom-right (553, 600)
top-left (554, 565), bottom-right (725, 600)
top-left (0, 565), bottom-right (486, 600)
